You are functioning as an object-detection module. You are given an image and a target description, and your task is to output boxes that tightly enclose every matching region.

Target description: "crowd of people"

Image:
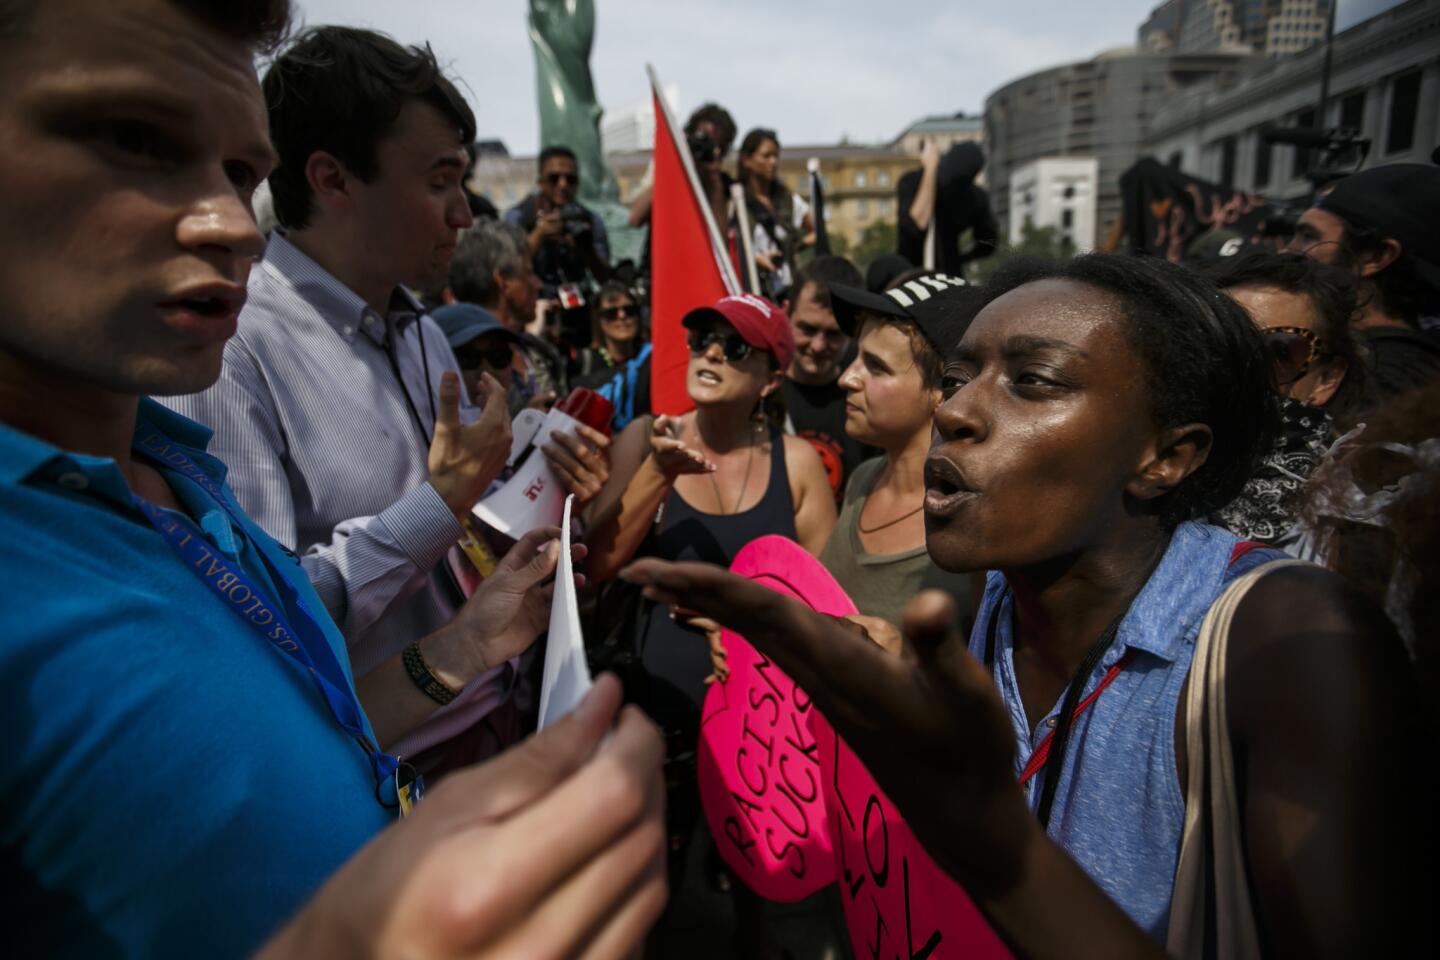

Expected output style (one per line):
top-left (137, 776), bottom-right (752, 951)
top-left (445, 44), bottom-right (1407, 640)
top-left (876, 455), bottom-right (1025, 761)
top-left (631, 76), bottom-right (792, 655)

top-left (4, 1), bottom-right (1439, 957)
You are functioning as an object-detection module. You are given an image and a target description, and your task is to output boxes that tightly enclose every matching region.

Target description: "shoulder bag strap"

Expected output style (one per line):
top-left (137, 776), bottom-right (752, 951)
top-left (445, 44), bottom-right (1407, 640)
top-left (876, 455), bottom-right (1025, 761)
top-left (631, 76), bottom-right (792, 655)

top-left (1167, 558), bottom-right (1307, 959)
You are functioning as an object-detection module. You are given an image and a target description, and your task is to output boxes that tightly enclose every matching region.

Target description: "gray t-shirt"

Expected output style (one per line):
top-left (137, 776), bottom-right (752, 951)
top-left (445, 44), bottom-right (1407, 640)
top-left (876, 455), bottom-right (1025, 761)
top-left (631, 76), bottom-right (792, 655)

top-left (818, 457), bottom-right (973, 627)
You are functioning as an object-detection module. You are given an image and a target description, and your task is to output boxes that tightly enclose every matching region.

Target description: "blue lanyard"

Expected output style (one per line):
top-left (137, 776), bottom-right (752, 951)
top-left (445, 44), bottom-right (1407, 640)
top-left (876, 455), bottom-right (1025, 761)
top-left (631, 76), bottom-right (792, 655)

top-left (131, 426), bottom-right (414, 811)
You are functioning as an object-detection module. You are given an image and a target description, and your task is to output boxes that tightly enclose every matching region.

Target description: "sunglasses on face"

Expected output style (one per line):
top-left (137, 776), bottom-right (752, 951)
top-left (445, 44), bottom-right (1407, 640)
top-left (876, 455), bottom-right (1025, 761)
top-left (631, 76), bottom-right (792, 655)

top-left (1263, 325), bottom-right (1324, 385)
top-left (543, 172), bottom-right (578, 186)
top-left (600, 304), bottom-right (636, 321)
top-left (687, 328), bottom-right (754, 363)
top-left (456, 341), bottom-right (514, 371)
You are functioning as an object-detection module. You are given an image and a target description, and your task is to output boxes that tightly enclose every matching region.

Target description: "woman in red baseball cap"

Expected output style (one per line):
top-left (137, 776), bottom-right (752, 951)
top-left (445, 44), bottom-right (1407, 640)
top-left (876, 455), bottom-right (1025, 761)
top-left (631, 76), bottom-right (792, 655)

top-left (583, 292), bottom-right (834, 938)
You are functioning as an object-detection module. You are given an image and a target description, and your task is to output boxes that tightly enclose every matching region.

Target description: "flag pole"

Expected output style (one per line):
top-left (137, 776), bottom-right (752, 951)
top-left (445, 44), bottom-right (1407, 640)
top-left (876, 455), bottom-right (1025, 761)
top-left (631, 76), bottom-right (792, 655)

top-left (731, 182), bottom-right (761, 294)
top-left (807, 157), bottom-right (831, 257)
top-left (646, 64), bottom-right (740, 295)
top-left (922, 139), bottom-right (937, 269)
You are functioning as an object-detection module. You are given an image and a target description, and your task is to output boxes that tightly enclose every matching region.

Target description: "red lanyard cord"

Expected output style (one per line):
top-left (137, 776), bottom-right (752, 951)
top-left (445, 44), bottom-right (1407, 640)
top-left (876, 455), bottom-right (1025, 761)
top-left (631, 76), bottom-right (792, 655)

top-left (1017, 648), bottom-right (1138, 785)
top-left (984, 596), bottom-right (1132, 829)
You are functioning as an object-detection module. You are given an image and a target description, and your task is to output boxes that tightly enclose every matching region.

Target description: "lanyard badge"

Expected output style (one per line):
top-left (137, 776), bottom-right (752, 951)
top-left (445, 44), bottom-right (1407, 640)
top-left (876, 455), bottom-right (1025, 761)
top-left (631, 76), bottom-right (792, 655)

top-left (395, 762), bottom-right (424, 818)
top-left (133, 425), bottom-right (423, 817)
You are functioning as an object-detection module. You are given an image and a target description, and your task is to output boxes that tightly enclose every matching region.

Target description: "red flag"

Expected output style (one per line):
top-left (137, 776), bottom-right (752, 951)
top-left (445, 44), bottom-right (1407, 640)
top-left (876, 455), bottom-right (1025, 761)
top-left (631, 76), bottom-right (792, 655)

top-left (647, 68), bottom-right (739, 415)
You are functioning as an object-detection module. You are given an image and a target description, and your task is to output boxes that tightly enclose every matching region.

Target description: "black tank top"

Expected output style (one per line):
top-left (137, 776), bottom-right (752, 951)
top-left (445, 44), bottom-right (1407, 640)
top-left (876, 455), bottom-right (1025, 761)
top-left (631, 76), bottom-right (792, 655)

top-left (638, 428), bottom-right (797, 725)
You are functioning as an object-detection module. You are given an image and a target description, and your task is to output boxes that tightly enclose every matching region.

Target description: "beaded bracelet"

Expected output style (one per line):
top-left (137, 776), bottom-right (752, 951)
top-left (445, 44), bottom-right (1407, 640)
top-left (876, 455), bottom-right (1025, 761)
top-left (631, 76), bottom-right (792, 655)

top-left (402, 641), bottom-right (460, 706)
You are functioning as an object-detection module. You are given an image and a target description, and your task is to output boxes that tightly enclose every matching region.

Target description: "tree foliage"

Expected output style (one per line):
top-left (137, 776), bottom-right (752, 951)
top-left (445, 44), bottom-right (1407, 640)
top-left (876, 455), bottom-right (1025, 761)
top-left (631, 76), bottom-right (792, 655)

top-left (967, 220), bottom-right (1075, 284)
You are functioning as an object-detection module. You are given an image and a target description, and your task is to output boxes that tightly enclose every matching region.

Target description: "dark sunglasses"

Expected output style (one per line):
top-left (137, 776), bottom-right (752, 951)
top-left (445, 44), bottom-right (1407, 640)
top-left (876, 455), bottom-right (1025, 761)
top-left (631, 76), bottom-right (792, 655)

top-left (600, 304), bottom-right (636, 321)
top-left (543, 172), bottom-right (579, 186)
top-left (1262, 325), bottom-right (1323, 385)
top-left (687, 328), bottom-right (754, 363)
top-left (456, 341), bottom-right (514, 371)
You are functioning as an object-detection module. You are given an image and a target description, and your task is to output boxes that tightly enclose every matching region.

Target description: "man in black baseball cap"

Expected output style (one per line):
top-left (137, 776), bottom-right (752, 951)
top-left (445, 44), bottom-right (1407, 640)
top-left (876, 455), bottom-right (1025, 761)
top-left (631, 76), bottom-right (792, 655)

top-left (1286, 163), bottom-right (1440, 404)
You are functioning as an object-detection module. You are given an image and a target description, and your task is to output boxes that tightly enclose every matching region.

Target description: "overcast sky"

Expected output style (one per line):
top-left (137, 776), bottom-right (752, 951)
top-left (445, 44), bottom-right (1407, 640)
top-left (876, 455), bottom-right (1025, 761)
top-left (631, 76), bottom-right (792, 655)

top-left (288, 0), bottom-right (1407, 155)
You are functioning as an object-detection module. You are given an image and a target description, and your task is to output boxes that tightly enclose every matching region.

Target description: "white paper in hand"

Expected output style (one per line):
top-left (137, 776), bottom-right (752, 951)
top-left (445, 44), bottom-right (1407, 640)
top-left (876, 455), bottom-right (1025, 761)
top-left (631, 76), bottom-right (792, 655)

top-left (536, 494), bottom-right (592, 729)
top-left (473, 406), bottom-right (581, 539)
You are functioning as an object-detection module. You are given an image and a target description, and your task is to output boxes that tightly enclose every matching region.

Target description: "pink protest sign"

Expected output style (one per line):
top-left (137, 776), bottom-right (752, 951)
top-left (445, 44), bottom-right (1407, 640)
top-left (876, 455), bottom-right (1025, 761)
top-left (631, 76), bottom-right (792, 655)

top-left (699, 536), bottom-right (1011, 957)
top-left (812, 707), bottom-right (1010, 960)
top-left (696, 536), bottom-right (841, 902)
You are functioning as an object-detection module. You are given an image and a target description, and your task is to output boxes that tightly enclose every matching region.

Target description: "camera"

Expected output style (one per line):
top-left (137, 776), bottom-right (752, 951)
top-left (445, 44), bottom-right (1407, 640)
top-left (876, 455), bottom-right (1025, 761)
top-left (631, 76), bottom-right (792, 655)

top-left (557, 202), bottom-right (592, 240)
top-left (687, 129), bottom-right (720, 166)
top-left (1260, 125), bottom-right (1370, 187)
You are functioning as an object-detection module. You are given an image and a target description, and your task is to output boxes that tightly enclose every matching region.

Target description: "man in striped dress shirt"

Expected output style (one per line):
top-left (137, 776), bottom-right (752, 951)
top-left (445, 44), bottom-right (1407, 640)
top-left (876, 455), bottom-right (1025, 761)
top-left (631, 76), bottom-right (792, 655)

top-left (165, 26), bottom-right (609, 766)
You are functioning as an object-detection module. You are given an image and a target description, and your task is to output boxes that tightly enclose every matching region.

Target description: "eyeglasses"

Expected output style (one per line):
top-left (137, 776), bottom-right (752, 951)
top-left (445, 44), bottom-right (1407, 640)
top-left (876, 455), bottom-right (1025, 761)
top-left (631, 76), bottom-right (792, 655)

top-left (456, 341), bottom-right (514, 372)
top-left (687, 328), bottom-right (754, 363)
top-left (1281, 236), bottom-right (1342, 258)
top-left (600, 304), bottom-right (636, 321)
top-left (543, 172), bottom-right (578, 186)
top-left (1262, 325), bottom-right (1324, 385)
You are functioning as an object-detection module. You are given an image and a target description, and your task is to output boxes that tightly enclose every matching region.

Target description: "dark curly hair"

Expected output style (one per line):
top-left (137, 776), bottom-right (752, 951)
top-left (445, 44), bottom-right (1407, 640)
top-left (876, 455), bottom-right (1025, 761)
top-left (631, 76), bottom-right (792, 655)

top-left (684, 103), bottom-right (737, 154)
top-left (263, 26), bottom-right (476, 230)
top-left (980, 253), bottom-right (1279, 528)
top-left (1204, 250), bottom-right (1368, 421)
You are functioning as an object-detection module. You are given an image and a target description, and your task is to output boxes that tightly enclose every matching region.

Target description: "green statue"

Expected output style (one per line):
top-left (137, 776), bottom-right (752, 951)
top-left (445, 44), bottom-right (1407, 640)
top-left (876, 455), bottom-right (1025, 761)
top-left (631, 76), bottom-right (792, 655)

top-left (528, 0), bottom-right (642, 263)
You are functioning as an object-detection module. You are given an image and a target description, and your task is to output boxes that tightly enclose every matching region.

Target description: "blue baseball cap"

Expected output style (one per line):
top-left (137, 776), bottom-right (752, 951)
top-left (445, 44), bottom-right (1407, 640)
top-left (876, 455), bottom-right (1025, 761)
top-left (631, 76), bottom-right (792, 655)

top-left (431, 303), bottom-right (524, 350)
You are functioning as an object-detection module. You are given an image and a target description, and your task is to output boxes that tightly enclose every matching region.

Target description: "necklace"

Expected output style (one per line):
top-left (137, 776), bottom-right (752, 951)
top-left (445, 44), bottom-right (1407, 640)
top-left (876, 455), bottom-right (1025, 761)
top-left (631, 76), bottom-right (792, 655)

top-left (857, 500), bottom-right (924, 534)
top-left (694, 420), bottom-right (759, 515)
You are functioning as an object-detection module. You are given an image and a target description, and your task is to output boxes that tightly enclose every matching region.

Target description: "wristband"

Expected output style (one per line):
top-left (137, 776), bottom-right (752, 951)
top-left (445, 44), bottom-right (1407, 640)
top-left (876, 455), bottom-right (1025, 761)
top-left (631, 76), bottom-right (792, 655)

top-left (402, 641), bottom-right (460, 706)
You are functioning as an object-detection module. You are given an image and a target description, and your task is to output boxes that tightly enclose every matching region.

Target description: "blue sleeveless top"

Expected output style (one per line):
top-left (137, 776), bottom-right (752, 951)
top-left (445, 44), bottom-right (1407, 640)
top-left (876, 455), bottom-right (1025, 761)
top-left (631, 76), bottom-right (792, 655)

top-left (968, 521), bottom-right (1287, 938)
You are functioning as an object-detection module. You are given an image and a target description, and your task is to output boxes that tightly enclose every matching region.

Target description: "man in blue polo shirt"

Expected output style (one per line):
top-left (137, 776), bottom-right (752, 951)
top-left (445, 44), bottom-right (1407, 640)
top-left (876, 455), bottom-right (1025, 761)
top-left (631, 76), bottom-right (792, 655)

top-left (0, 0), bottom-right (665, 956)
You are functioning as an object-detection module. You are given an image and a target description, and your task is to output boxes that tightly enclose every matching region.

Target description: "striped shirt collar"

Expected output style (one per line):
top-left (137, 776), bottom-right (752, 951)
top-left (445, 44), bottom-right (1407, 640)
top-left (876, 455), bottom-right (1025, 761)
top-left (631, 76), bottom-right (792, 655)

top-left (262, 231), bottom-right (425, 346)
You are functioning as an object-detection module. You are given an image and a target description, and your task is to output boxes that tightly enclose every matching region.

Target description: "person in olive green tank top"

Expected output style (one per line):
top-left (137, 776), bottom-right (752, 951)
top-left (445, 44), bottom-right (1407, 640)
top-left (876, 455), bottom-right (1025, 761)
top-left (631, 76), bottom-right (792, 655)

top-left (818, 274), bottom-right (985, 636)
top-left (822, 457), bottom-right (977, 629)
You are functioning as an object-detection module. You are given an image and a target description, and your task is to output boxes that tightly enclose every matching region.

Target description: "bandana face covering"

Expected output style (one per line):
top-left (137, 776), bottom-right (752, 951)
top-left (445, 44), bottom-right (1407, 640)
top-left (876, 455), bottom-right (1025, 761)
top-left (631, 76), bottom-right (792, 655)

top-left (1213, 396), bottom-right (1334, 546)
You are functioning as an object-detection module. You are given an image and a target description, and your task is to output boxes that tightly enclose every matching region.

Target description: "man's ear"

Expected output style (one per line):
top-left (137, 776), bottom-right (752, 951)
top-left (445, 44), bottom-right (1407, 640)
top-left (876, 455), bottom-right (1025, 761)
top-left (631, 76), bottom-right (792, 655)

top-left (304, 150), bottom-right (354, 214)
top-left (1358, 237), bottom-right (1403, 278)
top-left (1126, 423), bottom-right (1213, 503)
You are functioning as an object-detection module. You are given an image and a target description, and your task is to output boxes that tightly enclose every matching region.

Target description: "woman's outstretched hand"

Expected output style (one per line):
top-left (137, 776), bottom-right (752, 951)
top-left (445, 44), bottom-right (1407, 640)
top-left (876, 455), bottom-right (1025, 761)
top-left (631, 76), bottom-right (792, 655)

top-left (649, 416), bottom-right (713, 479)
top-left (618, 557), bottom-right (1038, 896)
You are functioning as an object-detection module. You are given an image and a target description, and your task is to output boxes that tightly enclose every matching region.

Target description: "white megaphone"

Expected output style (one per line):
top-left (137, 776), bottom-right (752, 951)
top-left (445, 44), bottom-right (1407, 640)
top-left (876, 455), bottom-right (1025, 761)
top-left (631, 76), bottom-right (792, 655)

top-left (472, 388), bottom-right (614, 539)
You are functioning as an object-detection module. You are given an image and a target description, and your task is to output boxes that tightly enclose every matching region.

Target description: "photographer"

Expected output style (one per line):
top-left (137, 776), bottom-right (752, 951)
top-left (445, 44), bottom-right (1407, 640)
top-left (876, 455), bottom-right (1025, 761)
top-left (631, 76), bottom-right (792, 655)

top-left (505, 145), bottom-right (610, 348)
top-left (627, 102), bottom-right (736, 236)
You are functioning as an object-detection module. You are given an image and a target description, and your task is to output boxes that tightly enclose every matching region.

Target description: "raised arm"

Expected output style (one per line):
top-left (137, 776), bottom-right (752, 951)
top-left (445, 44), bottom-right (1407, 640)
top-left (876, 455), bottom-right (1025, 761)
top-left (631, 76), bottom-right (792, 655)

top-left (166, 340), bottom-right (510, 640)
top-left (618, 561), bottom-right (1170, 958)
top-left (582, 416), bottom-right (711, 583)
top-left (620, 556), bottom-right (1431, 956)
top-left (628, 184), bottom-right (653, 228)
top-left (357, 527), bottom-right (574, 748)
top-left (906, 140), bottom-right (942, 232)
